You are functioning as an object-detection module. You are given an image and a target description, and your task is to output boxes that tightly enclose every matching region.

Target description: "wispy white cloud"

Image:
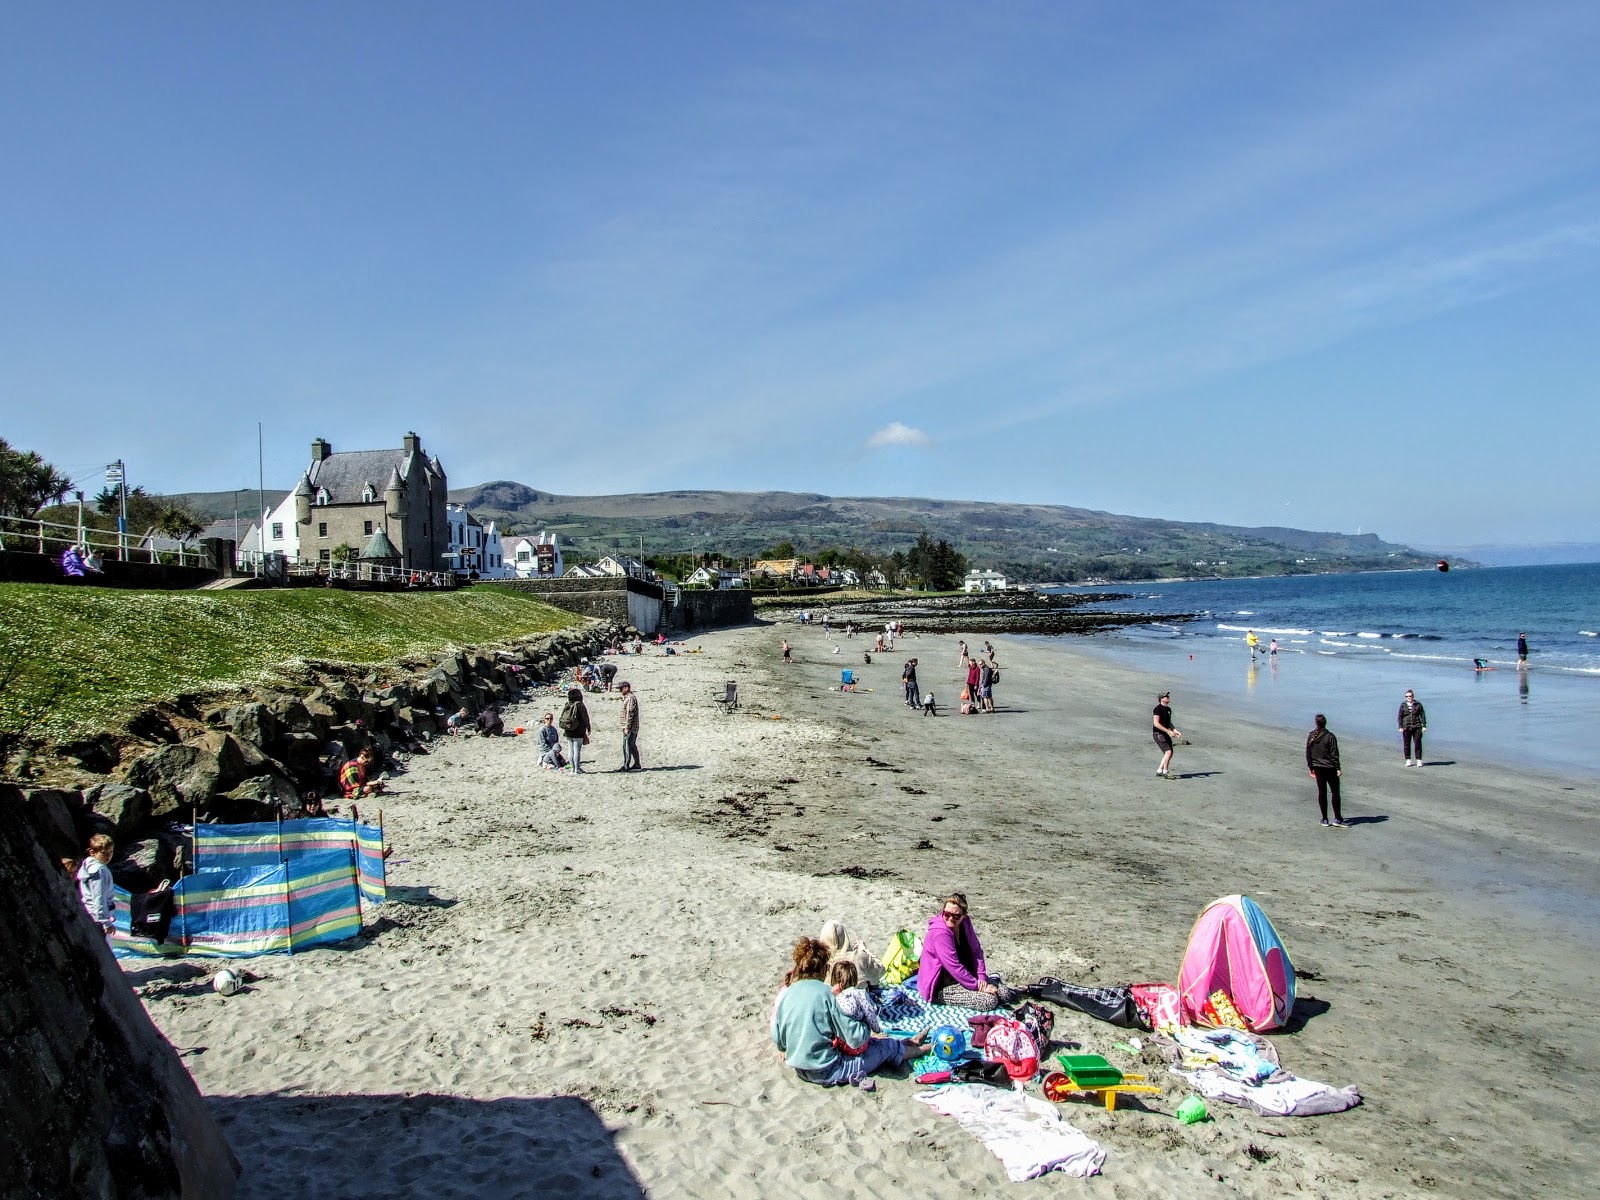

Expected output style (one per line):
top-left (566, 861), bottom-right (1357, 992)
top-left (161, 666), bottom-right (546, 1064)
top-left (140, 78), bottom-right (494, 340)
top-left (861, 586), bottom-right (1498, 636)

top-left (867, 421), bottom-right (933, 449)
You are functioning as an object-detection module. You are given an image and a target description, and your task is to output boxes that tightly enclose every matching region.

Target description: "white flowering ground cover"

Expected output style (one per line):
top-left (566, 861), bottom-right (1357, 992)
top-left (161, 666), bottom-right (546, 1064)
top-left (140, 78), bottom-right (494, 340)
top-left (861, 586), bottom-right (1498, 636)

top-left (0, 583), bottom-right (576, 741)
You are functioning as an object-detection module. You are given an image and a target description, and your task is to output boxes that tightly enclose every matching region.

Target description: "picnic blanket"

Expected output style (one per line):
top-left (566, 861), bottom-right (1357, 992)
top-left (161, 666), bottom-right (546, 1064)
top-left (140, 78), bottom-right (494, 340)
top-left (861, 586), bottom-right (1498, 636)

top-left (877, 983), bottom-right (995, 1076)
top-left (916, 1084), bottom-right (1105, 1180)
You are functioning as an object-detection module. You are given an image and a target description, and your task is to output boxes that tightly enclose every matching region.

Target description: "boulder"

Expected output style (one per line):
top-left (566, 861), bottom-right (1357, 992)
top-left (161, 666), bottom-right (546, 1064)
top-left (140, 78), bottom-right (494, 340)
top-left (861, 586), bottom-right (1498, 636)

top-left (211, 773), bottom-right (298, 822)
top-left (0, 797), bottom-right (240, 1198)
top-left (83, 782), bottom-right (151, 840)
top-left (10, 786), bottom-right (82, 860)
top-left (301, 690), bottom-right (340, 728)
top-left (110, 835), bottom-right (179, 891)
top-left (262, 691), bottom-right (317, 735)
top-left (126, 743), bottom-right (223, 815)
top-left (222, 701), bottom-right (279, 748)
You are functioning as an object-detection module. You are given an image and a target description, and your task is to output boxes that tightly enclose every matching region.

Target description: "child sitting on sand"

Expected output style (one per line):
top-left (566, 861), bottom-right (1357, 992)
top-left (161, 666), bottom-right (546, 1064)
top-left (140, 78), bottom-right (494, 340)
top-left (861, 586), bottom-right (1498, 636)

top-left (829, 961), bottom-right (882, 1033)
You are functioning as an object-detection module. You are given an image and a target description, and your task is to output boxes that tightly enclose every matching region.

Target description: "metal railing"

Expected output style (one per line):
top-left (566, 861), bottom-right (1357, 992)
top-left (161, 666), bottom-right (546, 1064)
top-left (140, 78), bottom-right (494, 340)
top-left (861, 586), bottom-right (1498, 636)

top-left (0, 512), bottom-right (205, 564)
top-left (285, 559), bottom-right (458, 587)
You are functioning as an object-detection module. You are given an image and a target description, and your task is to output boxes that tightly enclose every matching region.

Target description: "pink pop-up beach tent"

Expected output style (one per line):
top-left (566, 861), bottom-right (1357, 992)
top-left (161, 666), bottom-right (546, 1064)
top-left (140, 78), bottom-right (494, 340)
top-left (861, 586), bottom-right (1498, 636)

top-left (1177, 894), bottom-right (1296, 1031)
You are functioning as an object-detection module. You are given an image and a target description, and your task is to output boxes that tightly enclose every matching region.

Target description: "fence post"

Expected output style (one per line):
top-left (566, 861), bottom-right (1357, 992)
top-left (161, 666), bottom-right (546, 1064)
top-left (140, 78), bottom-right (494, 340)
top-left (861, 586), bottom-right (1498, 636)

top-left (37, 519), bottom-right (44, 555)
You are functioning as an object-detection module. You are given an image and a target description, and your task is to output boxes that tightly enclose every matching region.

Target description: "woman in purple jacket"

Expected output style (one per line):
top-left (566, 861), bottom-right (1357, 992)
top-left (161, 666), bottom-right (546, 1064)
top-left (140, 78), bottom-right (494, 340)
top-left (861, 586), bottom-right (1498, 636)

top-left (917, 892), bottom-right (1019, 1010)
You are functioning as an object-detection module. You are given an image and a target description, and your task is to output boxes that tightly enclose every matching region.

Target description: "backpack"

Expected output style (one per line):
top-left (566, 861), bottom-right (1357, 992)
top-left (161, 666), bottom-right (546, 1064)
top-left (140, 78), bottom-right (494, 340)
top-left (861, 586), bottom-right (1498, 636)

top-left (1011, 1001), bottom-right (1055, 1055)
top-left (880, 929), bottom-right (923, 987)
top-left (982, 1017), bottom-right (1040, 1081)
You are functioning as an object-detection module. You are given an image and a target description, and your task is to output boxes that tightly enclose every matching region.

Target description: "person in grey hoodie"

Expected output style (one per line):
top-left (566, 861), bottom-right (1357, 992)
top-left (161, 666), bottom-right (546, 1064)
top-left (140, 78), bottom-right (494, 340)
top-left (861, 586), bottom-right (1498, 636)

top-left (1306, 714), bottom-right (1345, 828)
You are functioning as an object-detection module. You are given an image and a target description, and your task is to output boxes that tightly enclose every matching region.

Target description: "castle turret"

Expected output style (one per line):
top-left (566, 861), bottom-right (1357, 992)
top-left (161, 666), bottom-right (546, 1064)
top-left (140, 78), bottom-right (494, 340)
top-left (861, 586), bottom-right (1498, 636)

top-left (384, 467), bottom-right (405, 520)
top-left (293, 475), bottom-right (312, 525)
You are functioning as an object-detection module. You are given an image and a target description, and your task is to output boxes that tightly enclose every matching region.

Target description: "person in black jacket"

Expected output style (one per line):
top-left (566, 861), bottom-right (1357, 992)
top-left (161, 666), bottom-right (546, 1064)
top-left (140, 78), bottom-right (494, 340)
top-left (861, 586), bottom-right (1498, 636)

top-left (1397, 689), bottom-right (1427, 766)
top-left (1306, 713), bottom-right (1346, 827)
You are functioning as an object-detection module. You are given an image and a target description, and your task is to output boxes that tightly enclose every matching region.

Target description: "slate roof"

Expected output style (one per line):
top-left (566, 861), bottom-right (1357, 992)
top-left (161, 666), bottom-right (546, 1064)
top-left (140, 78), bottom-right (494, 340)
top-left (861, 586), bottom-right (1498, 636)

top-left (307, 448), bottom-right (435, 505)
top-left (361, 527), bottom-right (402, 560)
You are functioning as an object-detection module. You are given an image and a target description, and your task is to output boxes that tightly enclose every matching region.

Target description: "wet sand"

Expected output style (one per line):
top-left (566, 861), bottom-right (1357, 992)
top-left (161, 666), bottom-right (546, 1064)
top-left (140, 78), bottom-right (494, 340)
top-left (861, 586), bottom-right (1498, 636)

top-left (127, 620), bottom-right (1598, 1198)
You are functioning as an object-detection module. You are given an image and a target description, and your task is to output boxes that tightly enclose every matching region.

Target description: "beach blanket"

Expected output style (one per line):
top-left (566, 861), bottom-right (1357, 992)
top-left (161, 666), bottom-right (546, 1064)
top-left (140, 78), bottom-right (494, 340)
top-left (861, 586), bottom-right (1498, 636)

top-left (1175, 1069), bottom-right (1362, 1117)
top-left (1168, 1025), bottom-right (1280, 1083)
top-left (877, 984), bottom-right (995, 1076)
top-left (916, 1085), bottom-right (1105, 1180)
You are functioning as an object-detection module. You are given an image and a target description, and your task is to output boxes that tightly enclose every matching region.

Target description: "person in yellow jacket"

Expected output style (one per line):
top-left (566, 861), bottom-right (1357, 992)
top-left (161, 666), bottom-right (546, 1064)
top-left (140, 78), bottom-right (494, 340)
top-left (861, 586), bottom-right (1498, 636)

top-left (1245, 630), bottom-right (1260, 658)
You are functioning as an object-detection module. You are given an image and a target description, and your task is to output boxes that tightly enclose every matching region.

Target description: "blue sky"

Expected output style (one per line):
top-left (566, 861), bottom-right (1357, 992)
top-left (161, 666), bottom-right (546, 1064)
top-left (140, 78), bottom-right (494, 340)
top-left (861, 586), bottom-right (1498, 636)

top-left (2, 2), bottom-right (1597, 548)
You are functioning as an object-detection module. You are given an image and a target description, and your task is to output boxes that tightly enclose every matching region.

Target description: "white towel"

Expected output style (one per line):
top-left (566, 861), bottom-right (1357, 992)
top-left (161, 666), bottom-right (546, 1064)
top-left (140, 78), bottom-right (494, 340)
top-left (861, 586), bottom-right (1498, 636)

top-left (916, 1085), bottom-right (1105, 1181)
top-left (1176, 1068), bottom-right (1362, 1116)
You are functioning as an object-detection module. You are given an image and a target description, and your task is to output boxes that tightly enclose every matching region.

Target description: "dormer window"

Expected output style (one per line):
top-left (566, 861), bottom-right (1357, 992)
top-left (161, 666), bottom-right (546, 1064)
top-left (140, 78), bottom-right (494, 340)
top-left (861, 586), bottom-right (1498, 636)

top-left (314, 487), bottom-right (330, 506)
top-left (361, 483), bottom-right (377, 503)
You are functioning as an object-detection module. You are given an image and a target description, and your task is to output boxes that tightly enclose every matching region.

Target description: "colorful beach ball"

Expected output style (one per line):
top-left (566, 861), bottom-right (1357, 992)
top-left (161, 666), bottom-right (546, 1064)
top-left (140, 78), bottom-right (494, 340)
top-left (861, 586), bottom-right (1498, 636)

top-left (929, 1024), bottom-right (969, 1063)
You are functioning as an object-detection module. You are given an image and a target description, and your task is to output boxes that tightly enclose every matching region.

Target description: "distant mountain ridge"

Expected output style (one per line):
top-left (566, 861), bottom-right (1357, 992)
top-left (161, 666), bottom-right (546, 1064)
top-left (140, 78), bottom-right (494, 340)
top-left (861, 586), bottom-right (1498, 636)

top-left (447, 480), bottom-right (1440, 581)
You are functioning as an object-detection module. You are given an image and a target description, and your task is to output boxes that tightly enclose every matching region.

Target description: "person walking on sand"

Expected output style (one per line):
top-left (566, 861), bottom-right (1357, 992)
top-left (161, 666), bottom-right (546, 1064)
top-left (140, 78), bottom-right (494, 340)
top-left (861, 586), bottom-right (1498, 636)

top-left (903, 658), bottom-right (920, 709)
top-left (1152, 691), bottom-right (1180, 778)
top-left (558, 687), bottom-right (591, 773)
top-left (1517, 632), bottom-right (1529, 669)
top-left (1306, 714), bottom-right (1346, 827)
top-left (1246, 630), bottom-right (1259, 659)
top-left (958, 640), bottom-right (968, 668)
top-left (1398, 689), bottom-right (1427, 766)
top-left (1269, 639), bottom-right (1278, 660)
top-left (782, 639), bottom-right (792, 664)
top-left (619, 681), bottom-right (642, 771)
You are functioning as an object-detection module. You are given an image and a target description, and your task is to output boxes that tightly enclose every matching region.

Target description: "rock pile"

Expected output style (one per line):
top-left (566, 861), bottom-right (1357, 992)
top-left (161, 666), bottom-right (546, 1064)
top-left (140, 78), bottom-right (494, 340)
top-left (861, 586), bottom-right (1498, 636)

top-left (18, 620), bottom-right (630, 891)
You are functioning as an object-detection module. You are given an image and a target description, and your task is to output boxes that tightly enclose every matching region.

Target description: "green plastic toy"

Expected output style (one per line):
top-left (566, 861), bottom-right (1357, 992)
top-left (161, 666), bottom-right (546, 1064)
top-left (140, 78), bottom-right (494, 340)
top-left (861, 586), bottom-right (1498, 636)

top-left (1176, 1096), bottom-right (1209, 1124)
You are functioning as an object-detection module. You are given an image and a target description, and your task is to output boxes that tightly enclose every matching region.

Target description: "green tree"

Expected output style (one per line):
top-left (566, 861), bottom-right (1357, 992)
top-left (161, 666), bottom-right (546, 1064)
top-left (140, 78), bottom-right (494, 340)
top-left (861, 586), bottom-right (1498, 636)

top-left (0, 438), bottom-right (74, 518)
top-left (331, 543), bottom-right (361, 563)
top-left (155, 506), bottom-right (204, 545)
top-left (760, 540), bottom-right (797, 560)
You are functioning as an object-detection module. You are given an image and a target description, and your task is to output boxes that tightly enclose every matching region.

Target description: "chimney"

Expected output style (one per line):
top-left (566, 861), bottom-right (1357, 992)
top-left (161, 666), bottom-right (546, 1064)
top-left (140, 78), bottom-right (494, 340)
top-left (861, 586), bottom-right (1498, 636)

top-left (403, 432), bottom-right (421, 455)
top-left (310, 438), bottom-right (332, 462)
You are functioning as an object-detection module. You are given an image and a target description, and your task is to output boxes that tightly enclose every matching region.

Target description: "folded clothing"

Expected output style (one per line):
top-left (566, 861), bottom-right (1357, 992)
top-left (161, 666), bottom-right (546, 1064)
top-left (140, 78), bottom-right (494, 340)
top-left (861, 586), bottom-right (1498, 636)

top-left (917, 1083), bottom-right (1105, 1180)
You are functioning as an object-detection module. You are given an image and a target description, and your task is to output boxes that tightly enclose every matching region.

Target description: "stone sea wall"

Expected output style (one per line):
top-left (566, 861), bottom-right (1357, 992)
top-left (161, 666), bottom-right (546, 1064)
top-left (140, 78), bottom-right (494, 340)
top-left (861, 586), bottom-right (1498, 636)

top-left (0, 790), bottom-right (241, 1198)
top-left (18, 619), bottom-right (632, 892)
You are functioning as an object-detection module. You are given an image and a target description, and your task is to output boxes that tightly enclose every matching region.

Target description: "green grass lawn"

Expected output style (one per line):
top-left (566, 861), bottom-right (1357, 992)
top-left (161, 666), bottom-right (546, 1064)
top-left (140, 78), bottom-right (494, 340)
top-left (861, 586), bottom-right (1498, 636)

top-left (0, 582), bottom-right (578, 740)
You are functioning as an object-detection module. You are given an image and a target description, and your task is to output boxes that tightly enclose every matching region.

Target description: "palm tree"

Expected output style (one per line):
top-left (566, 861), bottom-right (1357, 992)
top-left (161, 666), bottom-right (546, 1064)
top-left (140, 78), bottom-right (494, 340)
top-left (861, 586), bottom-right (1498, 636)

top-left (0, 438), bottom-right (74, 518)
top-left (155, 506), bottom-right (203, 545)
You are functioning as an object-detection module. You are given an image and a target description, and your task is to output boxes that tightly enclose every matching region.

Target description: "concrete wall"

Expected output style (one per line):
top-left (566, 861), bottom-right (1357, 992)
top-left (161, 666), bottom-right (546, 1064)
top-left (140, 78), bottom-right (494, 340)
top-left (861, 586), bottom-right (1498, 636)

top-left (492, 576), bottom-right (661, 629)
top-left (672, 589), bottom-right (754, 631)
top-left (0, 550), bottom-right (219, 589)
top-left (1, 786), bottom-right (240, 1198)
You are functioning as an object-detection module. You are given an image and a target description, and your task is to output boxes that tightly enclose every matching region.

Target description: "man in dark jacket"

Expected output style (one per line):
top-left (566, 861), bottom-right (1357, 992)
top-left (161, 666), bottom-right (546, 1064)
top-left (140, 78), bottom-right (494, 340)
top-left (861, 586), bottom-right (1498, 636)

top-left (1306, 714), bottom-right (1345, 827)
top-left (1397, 690), bottom-right (1427, 766)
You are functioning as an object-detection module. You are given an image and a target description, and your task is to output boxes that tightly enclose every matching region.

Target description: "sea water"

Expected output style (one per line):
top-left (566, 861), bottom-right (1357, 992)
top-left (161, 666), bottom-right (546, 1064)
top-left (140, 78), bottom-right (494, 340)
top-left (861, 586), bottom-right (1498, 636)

top-left (1044, 563), bottom-right (1600, 777)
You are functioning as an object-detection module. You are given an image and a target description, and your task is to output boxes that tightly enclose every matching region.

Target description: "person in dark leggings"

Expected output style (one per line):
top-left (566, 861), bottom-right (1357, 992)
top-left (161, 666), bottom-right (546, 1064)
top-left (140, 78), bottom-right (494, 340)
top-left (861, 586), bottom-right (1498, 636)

top-left (1306, 713), bottom-right (1346, 828)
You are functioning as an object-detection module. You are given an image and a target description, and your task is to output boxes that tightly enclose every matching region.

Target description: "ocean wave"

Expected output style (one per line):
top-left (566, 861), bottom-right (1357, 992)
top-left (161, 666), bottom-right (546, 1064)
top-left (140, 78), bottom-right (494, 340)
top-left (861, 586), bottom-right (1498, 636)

top-left (1234, 610), bottom-right (1255, 616)
top-left (1357, 632), bottom-right (1382, 639)
top-left (1582, 631), bottom-right (1598, 638)
top-left (1321, 631), bottom-right (1352, 637)
top-left (1216, 623), bottom-right (1313, 636)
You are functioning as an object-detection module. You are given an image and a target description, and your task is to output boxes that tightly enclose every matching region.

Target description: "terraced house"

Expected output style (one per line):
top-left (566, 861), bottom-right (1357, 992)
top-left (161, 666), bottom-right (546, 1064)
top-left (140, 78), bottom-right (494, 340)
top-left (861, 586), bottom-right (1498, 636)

top-left (289, 431), bottom-right (451, 570)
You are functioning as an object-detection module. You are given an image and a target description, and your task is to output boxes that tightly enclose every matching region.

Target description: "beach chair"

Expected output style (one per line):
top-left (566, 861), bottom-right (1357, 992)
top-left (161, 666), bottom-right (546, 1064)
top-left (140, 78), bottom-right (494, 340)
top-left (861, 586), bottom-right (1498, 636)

top-left (713, 681), bottom-right (739, 712)
top-left (1046, 1054), bottom-right (1163, 1112)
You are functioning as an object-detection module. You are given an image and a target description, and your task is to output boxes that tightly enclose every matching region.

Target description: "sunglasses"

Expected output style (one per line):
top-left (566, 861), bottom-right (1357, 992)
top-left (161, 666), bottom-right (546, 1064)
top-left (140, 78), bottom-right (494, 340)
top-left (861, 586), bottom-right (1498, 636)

top-left (942, 909), bottom-right (964, 921)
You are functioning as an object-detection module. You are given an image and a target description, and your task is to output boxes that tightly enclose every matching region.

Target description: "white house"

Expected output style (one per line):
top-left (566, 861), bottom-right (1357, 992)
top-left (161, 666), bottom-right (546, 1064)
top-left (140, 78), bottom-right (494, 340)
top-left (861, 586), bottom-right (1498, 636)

top-left (865, 569), bottom-right (889, 589)
top-left (444, 504), bottom-right (509, 577)
top-left (963, 569), bottom-right (1009, 593)
top-left (686, 565), bottom-right (743, 589)
top-left (251, 492), bottom-right (301, 561)
top-left (594, 554), bottom-right (654, 581)
top-left (506, 530), bottom-right (564, 578)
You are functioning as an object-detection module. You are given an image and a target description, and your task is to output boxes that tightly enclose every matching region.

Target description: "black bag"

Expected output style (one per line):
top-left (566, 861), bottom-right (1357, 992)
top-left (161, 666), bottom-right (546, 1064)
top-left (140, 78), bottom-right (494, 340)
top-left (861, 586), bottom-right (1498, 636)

top-left (1011, 1001), bottom-right (1056, 1053)
top-left (1028, 977), bottom-right (1141, 1027)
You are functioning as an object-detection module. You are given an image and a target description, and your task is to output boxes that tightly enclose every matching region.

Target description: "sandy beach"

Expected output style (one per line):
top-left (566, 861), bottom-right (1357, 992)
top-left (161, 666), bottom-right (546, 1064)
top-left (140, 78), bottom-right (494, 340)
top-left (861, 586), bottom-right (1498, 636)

top-left (125, 618), bottom-right (1598, 1199)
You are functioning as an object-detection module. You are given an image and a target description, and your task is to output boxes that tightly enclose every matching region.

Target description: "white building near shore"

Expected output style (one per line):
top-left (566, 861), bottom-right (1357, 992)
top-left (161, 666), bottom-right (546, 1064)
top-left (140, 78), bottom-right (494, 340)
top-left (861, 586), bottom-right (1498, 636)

top-left (506, 531), bottom-right (564, 578)
top-left (445, 504), bottom-right (510, 577)
top-left (963, 569), bottom-right (1009, 593)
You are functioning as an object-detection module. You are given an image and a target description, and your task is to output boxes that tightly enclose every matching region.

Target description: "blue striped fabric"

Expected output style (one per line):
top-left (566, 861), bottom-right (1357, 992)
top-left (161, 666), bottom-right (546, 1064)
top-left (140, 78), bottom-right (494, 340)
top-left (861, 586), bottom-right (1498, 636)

top-left (113, 847), bottom-right (365, 959)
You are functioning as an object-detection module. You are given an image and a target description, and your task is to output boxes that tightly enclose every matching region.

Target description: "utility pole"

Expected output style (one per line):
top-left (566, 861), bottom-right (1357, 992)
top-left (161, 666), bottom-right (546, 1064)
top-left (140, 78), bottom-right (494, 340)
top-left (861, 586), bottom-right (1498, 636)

top-left (257, 423), bottom-right (266, 577)
top-left (75, 490), bottom-right (84, 546)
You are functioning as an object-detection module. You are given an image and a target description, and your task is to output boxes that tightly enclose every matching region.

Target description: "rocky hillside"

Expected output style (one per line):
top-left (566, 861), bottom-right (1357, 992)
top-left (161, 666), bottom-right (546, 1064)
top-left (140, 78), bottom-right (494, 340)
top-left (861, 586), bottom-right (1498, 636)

top-left (449, 481), bottom-right (1437, 581)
